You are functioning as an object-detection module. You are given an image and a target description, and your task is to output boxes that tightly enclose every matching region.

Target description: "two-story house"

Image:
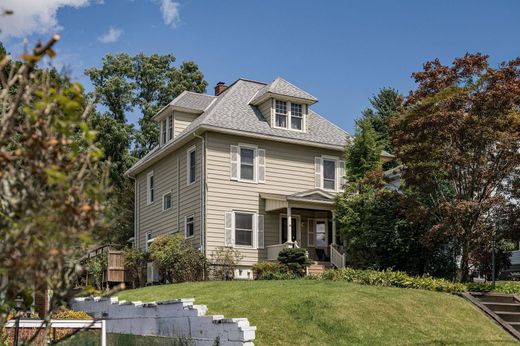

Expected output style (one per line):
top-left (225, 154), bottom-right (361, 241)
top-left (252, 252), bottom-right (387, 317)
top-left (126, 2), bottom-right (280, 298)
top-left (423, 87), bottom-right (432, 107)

top-left (126, 77), bottom-right (355, 279)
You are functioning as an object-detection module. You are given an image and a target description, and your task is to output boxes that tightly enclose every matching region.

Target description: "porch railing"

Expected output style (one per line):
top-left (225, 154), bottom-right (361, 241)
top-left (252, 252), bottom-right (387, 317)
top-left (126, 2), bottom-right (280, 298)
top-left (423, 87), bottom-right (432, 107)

top-left (330, 244), bottom-right (345, 269)
top-left (266, 242), bottom-right (299, 260)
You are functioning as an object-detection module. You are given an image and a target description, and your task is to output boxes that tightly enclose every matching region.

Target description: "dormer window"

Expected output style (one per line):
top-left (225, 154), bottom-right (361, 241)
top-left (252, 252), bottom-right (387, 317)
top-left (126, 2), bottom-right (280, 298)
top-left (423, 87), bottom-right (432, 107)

top-left (161, 119), bottom-right (167, 145)
top-left (273, 99), bottom-right (304, 132)
top-left (291, 103), bottom-right (303, 130)
top-left (275, 100), bottom-right (287, 128)
top-left (168, 115), bottom-right (173, 140)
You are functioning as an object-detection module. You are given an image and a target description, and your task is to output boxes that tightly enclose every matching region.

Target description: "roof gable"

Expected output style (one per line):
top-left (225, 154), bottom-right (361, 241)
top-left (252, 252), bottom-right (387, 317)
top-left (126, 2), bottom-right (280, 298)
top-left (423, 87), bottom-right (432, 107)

top-left (250, 77), bottom-right (318, 105)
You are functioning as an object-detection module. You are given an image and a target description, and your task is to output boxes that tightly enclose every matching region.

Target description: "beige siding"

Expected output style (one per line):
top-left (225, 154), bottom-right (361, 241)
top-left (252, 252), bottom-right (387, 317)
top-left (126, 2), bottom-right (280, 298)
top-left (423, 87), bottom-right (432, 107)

top-left (174, 111), bottom-right (198, 137)
top-left (205, 132), bottom-right (342, 266)
top-left (135, 137), bottom-right (202, 250)
top-left (258, 99), bottom-right (272, 126)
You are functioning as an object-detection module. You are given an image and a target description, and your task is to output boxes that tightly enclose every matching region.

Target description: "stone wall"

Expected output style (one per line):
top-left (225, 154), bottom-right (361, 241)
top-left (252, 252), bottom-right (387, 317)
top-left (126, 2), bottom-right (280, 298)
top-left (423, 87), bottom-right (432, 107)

top-left (71, 296), bottom-right (255, 346)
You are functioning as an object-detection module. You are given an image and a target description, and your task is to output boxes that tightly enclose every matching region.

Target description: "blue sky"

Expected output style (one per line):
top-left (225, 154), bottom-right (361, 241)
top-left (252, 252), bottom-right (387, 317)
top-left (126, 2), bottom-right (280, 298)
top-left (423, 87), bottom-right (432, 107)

top-left (1, 0), bottom-right (519, 133)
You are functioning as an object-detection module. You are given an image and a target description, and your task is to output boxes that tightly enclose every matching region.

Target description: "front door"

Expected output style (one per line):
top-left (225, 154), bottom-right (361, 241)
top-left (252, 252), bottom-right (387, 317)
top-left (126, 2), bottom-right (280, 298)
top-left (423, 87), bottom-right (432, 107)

top-left (315, 220), bottom-right (328, 248)
top-left (281, 217), bottom-right (298, 243)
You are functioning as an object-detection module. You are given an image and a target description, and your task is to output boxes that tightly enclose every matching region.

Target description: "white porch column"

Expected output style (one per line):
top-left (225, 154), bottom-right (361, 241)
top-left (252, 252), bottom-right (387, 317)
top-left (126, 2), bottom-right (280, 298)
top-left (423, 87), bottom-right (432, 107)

top-left (332, 210), bottom-right (336, 245)
top-left (287, 206), bottom-right (292, 244)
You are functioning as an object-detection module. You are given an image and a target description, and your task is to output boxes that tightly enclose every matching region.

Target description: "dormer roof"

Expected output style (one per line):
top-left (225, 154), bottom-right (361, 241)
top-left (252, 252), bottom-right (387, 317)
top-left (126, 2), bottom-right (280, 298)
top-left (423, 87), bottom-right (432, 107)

top-left (153, 91), bottom-right (216, 121)
top-left (249, 77), bottom-right (318, 106)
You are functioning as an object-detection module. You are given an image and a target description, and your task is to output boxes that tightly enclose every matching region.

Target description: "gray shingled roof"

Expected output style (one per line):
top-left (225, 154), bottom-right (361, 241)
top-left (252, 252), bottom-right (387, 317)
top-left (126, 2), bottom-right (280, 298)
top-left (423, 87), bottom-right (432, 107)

top-left (127, 78), bottom-right (350, 175)
top-left (170, 91), bottom-right (216, 112)
top-left (250, 77), bottom-right (318, 104)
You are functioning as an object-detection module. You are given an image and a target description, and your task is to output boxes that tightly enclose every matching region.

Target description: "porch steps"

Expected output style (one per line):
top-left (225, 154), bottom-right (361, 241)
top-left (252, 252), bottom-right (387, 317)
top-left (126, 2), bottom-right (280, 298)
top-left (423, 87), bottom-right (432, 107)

top-left (307, 261), bottom-right (331, 276)
top-left (462, 292), bottom-right (520, 340)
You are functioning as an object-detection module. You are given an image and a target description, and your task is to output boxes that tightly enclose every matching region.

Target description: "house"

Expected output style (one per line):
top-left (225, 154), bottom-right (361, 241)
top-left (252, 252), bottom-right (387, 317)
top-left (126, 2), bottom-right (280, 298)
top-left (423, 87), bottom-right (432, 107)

top-left (126, 77), bottom-right (387, 279)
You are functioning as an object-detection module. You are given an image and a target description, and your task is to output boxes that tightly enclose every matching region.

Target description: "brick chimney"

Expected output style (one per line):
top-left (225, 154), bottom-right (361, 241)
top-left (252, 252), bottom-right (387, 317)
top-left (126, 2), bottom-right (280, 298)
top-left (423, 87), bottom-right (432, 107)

top-left (214, 82), bottom-right (227, 96)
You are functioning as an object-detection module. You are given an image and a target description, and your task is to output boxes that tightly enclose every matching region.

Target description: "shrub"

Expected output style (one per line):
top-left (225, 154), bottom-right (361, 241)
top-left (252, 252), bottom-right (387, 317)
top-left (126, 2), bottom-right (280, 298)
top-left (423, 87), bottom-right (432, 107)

top-left (87, 253), bottom-right (107, 290)
top-left (317, 267), bottom-right (466, 293)
top-left (252, 261), bottom-right (285, 279)
top-left (149, 234), bottom-right (207, 283)
top-left (52, 308), bottom-right (92, 320)
top-left (257, 270), bottom-right (298, 280)
top-left (124, 247), bottom-right (148, 288)
top-left (278, 248), bottom-right (312, 276)
top-left (210, 247), bottom-right (243, 280)
top-left (83, 285), bottom-right (102, 297)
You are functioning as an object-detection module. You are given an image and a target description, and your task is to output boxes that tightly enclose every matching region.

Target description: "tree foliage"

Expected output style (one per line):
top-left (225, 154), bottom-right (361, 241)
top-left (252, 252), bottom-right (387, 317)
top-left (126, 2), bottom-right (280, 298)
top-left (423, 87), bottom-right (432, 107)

top-left (391, 53), bottom-right (520, 281)
top-left (345, 118), bottom-right (383, 181)
top-left (0, 36), bottom-right (108, 334)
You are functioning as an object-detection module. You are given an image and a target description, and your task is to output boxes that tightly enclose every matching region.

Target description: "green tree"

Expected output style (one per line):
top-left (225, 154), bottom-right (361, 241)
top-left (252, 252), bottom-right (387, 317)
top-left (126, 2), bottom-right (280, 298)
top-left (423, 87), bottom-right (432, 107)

top-left (345, 118), bottom-right (383, 181)
top-left (392, 53), bottom-right (520, 281)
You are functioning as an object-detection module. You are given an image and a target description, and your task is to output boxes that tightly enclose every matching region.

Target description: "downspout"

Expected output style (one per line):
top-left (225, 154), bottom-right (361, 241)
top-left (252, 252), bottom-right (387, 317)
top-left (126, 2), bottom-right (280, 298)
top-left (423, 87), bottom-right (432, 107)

top-left (177, 155), bottom-right (180, 232)
top-left (193, 132), bottom-right (206, 255)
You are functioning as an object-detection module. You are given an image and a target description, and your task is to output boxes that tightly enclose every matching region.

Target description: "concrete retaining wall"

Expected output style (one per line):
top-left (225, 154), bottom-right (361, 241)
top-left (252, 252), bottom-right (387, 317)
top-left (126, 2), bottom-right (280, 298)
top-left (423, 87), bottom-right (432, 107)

top-left (71, 296), bottom-right (255, 346)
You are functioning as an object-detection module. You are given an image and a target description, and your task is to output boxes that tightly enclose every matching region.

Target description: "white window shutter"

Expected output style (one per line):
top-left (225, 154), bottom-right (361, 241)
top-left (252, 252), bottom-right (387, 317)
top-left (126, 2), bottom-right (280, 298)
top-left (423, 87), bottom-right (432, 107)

top-left (257, 149), bottom-right (266, 183)
top-left (338, 160), bottom-right (345, 191)
top-left (225, 212), bottom-right (234, 246)
top-left (314, 157), bottom-right (322, 189)
top-left (257, 214), bottom-right (264, 249)
top-left (308, 219), bottom-right (315, 247)
top-left (230, 145), bottom-right (239, 180)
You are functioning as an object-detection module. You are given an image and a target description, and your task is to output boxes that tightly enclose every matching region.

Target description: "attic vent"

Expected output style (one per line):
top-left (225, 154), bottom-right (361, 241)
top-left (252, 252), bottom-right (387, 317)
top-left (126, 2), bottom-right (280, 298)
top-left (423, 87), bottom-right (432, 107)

top-left (214, 82), bottom-right (227, 96)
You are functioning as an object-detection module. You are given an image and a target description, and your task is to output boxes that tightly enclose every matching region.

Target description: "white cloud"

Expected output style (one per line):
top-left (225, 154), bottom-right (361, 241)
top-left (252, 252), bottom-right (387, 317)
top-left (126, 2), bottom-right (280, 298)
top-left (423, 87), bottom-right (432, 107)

top-left (159, 0), bottom-right (180, 28)
top-left (0, 0), bottom-right (91, 39)
top-left (98, 27), bottom-right (123, 43)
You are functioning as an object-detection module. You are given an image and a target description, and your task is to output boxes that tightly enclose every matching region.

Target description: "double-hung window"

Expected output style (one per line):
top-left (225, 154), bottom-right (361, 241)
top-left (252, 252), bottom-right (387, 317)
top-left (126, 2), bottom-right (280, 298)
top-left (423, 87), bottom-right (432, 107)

top-left (291, 103), bottom-right (303, 130)
top-left (185, 215), bottom-right (194, 238)
top-left (322, 159), bottom-right (336, 190)
top-left (239, 147), bottom-right (255, 181)
top-left (168, 115), bottom-right (173, 141)
top-left (234, 212), bottom-right (254, 246)
top-left (275, 100), bottom-right (288, 128)
top-left (187, 146), bottom-right (196, 185)
top-left (163, 191), bottom-right (172, 211)
top-left (147, 171), bottom-right (154, 204)
top-left (161, 119), bottom-right (167, 145)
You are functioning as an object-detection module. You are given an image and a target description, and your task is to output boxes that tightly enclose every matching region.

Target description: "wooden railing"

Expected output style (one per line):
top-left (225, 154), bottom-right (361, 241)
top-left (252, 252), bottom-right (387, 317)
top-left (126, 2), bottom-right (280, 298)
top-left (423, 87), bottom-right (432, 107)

top-left (330, 244), bottom-right (345, 269)
top-left (266, 242), bottom-right (299, 260)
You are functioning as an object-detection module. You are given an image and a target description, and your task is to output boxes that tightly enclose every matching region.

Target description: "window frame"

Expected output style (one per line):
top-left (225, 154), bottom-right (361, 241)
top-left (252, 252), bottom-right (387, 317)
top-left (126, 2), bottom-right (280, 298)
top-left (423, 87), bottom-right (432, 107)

top-left (185, 215), bottom-right (195, 239)
top-left (238, 144), bottom-right (257, 183)
top-left (290, 103), bottom-right (303, 131)
top-left (279, 214), bottom-right (301, 244)
top-left (146, 171), bottom-right (154, 205)
top-left (273, 99), bottom-right (305, 132)
top-left (321, 155), bottom-right (339, 192)
top-left (168, 114), bottom-right (173, 141)
top-left (162, 191), bottom-right (172, 211)
top-left (233, 211), bottom-right (256, 248)
top-left (187, 146), bottom-right (196, 186)
top-left (161, 119), bottom-right (167, 145)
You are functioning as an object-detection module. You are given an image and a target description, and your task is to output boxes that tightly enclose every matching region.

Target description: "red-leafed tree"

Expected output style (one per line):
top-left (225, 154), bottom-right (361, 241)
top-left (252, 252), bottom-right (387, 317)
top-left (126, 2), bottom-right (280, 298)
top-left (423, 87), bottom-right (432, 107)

top-left (392, 54), bottom-right (520, 281)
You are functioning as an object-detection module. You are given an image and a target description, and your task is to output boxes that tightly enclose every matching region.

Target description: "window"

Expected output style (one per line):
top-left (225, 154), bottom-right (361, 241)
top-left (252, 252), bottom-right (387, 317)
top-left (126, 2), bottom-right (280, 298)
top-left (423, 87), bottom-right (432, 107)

top-left (235, 212), bottom-right (253, 246)
top-left (187, 146), bottom-right (196, 185)
top-left (168, 115), bottom-right (173, 140)
top-left (239, 147), bottom-right (255, 181)
top-left (163, 192), bottom-right (172, 211)
top-left (147, 171), bottom-right (154, 204)
top-left (323, 159), bottom-right (336, 190)
top-left (275, 100), bottom-right (287, 128)
top-left (185, 215), bottom-right (194, 238)
top-left (161, 119), bottom-right (167, 145)
top-left (291, 103), bottom-right (303, 130)
top-left (145, 232), bottom-right (154, 252)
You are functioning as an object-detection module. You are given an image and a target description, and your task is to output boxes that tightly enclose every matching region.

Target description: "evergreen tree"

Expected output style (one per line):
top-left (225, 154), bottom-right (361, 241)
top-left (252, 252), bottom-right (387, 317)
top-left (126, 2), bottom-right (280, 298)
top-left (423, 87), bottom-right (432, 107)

top-left (345, 118), bottom-right (383, 181)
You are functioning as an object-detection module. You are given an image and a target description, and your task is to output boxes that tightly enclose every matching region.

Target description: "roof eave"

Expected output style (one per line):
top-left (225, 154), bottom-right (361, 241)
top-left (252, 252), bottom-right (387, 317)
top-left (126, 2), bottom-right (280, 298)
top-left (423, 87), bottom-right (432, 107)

top-left (250, 91), bottom-right (318, 106)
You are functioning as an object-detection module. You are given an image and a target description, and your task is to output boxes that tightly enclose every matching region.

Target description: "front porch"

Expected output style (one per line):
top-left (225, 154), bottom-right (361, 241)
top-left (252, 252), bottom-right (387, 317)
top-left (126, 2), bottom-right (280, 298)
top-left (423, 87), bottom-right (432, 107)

top-left (260, 189), bottom-right (345, 269)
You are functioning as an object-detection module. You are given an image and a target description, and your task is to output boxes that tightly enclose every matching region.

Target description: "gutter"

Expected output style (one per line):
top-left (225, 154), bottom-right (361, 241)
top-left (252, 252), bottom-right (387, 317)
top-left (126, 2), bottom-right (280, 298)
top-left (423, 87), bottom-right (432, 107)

top-left (192, 132), bottom-right (206, 255)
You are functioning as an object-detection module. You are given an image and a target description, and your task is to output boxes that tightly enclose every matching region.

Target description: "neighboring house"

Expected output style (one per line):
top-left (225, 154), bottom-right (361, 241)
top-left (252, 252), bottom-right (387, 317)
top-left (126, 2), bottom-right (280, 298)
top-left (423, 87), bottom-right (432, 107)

top-left (126, 77), bottom-right (386, 279)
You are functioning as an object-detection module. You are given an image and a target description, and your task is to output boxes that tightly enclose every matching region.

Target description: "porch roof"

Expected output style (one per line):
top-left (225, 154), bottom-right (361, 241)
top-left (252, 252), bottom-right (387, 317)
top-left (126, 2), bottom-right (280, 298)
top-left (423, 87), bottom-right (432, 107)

top-left (260, 189), bottom-right (336, 212)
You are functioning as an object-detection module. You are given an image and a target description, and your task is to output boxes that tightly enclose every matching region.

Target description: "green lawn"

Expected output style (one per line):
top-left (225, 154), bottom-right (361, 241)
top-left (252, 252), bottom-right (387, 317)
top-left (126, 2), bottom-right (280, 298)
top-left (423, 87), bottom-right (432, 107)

top-left (117, 280), bottom-right (517, 346)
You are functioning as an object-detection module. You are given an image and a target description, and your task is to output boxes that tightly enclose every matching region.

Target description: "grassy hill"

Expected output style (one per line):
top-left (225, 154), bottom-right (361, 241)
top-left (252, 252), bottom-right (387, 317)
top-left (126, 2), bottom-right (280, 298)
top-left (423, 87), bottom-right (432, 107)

top-left (118, 280), bottom-right (516, 345)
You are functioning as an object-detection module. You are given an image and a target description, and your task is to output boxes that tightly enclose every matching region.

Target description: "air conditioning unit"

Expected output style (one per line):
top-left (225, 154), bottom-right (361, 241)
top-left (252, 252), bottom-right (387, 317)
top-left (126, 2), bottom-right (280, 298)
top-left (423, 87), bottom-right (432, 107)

top-left (146, 262), bottom-right (160, 284)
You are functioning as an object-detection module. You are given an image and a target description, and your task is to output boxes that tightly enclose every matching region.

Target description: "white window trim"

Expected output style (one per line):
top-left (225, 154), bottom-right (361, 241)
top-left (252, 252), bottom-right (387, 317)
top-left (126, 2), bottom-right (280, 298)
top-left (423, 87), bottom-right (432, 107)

top-left (279, 214), bottom-right (301, 244)
top-left (167, 114), bottom-right (173, 141)
top-left (161, 119), bottom-right (167, 145)
top-left (162, 191), bottom-right (172, 212)
top-left (233, 211), bottom-right (257, 249)
top-left (321, 155), bottom-right (339, 192)
top-left (146, 171), bottom-right (154, 205)
top-left (238, 143), bottom-right (258, 183)
top-left (187, 145), bottom-right (196, 186)
top-left (273, 100), bottom-right (306, 133)
top-left (185, 214), bottom-right (195, 239)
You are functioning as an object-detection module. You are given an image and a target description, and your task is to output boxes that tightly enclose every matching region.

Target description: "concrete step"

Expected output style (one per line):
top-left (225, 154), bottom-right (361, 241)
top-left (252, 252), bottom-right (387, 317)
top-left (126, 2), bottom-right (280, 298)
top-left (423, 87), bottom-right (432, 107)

top-left (307, 262), bottom-right (328, 276)
top-left (495, 311), bottom-right (520, 323)
top-left (483, 302), bottom-right (520, 313)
